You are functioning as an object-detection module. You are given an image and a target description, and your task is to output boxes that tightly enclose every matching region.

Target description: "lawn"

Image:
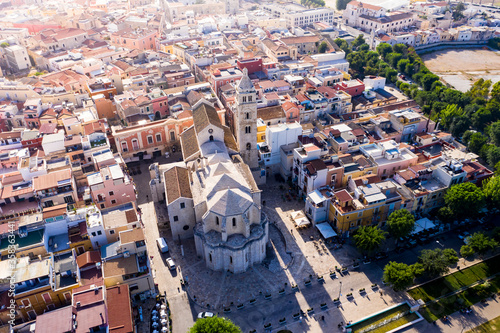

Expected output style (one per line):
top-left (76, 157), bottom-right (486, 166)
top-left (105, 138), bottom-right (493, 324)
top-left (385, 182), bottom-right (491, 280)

top-left (348, 303), bottom-right (412, 332)
top-left (408, 255), bottom-right (500, 303)
top-left (370, 313), bottom-right (420, 333)
top-left (419, 276), bottom-right (500, 322)
top-left (466, 315), bottom-right (500, 333)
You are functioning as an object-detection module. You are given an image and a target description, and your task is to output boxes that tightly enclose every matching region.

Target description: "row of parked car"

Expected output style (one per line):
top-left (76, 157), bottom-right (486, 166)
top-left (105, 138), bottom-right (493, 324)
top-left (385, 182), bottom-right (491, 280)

top-left (156, 237), bottom-right (176, 271)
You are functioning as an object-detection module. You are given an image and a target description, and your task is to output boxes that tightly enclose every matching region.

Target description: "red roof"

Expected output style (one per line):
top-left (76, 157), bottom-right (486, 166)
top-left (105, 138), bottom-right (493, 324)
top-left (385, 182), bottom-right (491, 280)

top-left (107, 285), bottom-right (134, 333)
top-left (334, 189), bottom-right (353, 202)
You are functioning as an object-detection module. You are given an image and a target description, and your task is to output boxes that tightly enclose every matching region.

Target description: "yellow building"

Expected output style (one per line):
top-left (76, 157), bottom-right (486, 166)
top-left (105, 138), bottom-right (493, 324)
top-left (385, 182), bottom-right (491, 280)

top-left (329, 181), bottom-right (402, 234)
top-left (257, 118), bottom-right (266, 143)
top-left (0, 251), bottom-right (80, 322)
top-left (339, 153), bottom-right (378, 188)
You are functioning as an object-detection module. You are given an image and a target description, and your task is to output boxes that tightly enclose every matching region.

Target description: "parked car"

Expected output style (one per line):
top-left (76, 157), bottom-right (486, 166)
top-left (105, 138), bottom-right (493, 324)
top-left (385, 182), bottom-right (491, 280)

top-left (156, 237), bottom-right (169, 253)
top-left (197, 312), bottom-right (214, 319)
top-left (375, 252), bottom-right (388, 260)
top-left (458, 231), bottom-right (470, 240)
top-left (166, 257), bottom-right (176, 270)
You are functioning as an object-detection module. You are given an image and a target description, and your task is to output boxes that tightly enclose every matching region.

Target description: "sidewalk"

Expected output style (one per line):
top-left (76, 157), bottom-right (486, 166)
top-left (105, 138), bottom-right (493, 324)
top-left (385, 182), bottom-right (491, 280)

top-left (403, 295), bottom-right (500, 333)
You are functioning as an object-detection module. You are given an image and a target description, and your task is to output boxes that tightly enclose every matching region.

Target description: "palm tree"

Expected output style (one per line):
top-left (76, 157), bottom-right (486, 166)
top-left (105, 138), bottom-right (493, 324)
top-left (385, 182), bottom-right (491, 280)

top-left (353, 226), bottom-right (387, 254)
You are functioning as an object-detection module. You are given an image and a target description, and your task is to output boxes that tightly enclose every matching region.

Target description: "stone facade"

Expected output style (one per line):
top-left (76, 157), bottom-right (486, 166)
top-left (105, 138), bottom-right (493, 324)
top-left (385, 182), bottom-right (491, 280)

top-left (151, 98), bottom-right (268, 273)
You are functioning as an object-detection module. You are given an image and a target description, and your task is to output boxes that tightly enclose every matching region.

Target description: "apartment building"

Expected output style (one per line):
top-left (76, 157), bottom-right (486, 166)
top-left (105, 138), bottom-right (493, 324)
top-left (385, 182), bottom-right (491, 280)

top-left (4, 45), bottom-right (31, 72)
top-left (87, 164), bottom-right (136, 210)
top-left (329, 179), bottom-right (402, 234)
top-left (111, 28), bottom-right (158, 51)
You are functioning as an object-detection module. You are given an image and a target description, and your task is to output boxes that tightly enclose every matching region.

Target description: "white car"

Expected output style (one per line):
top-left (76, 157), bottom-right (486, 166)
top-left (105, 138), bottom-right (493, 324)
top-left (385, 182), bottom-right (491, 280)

top-left (197, 312), bottom-right (214, 319)
top-left (166, 257), bottom-right (176, 270)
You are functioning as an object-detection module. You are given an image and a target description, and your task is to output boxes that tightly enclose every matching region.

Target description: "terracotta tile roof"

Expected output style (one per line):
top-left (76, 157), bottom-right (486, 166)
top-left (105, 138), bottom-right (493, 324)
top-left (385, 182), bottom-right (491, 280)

top-left (107, 285), bottom-right (134, 333)
top-left (76, 250), bottom-right (101, 268)
top-left (102, 255), bottom-right (138, 277)
top-left (223, 125), bottom-right (238, 152)
top-left (0, 171), bottom-right (24, 185)
top-left (334, 189), bottom-right (353, 202)
top-left (42, 203), bottom-right (67, 219)
top-left (280, 36), bottom-right (320, 45)
top-left (349, 0), bottom-right (383, 11)
top-left (257, 105), bottom-right (285, 121)
top-left (119, 228), bottom-right (145, 245)
top-left (164, 166), bottom-right (192, 204)
top-left (282, 101), bottom-right (298, 112)
top-left (33, 168), bottom-right (72, 191)
top-left (34, 306), bottom-right (75, 333)
top-left (39, 122), bottom-right (58, 134)
top-left (193, 102), bottom-right (223, 133)
top-left (125, 209), bottom-right (138, 223)
top-left (353, 174), bottom-right (381, 186)
top-left (180, 126), bottom-right (199, 159)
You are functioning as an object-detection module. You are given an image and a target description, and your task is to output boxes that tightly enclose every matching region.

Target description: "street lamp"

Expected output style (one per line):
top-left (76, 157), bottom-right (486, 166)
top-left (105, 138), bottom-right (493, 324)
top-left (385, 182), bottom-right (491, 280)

top-left (436, 240), bottom-right (444, 247)
top-left (339, 281), bottom-right (342, 298)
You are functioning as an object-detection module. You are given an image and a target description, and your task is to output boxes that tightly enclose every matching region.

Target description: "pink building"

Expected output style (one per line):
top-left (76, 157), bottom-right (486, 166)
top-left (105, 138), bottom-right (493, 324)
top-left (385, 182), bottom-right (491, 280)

top-left (111, 28), bottom-right (158, 51)
top-left (87, 164), bottom-right (136, 210)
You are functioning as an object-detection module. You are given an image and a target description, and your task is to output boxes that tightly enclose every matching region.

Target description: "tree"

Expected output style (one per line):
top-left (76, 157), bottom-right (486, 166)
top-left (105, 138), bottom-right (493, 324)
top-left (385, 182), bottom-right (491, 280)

top-left (437, 206), bottom-right (454, 224)
top-left (460, 245), bottom-right (475, 258)
top-left (439, 104), bottom-right (463, 129)
top-left (387, 210), bottom-right (415, 239)
top-left (443, 248), bottom-right (459, 264)
top-left (467, 232), bottom-right (498, 254)
top-left (397, 59), bottom-right (410, 74)
top-left (189, 316), bottom-right (242, 333)
top-left (336, 0), bottom-right (350, 10)
top-left (353, 226), bottom-right (387, 254)
top-left (377, 43), bottom-right (392, 60)
top-left (445, 182), bottom-right (485, 218)
top-left (453, 2), bottom-right (465, 20)
top-left (419, 248), bottom-right (457, 277)
top-left (0, 42), bottom-right (9, 48)
top-left (392, 43), bottom-right (408, 57)
top-left (351, 35), bottom-right (366, 50)
top-left (483, 176), bottom-right (500, 208)
top-left (421, 74), bottom-right (440, 91)
top-left (318, 41), bottom-right (328, 54)
top-left (468, 132), bottom-right (488, 154)
top-left (489, 121), bottom-right (500, 146)
top-left (487, 146), bottom-right (500, 167)
top-left (383, 262), bottom-right (423, 291)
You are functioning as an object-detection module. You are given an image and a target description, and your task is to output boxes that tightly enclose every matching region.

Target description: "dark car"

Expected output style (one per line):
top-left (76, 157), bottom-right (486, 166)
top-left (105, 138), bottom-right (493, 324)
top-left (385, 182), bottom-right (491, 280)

top-left (375, 252), bottom-right (388, 260)
top-left (395, 247), bottom-right (406, 254)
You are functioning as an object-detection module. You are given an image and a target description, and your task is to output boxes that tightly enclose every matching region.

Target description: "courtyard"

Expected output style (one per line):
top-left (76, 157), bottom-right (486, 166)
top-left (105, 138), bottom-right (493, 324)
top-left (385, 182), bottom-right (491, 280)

top-left (420, 48), bottom-right (500, 92)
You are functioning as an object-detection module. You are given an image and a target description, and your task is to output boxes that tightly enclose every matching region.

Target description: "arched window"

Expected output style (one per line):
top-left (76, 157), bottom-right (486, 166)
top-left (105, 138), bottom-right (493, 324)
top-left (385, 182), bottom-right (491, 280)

top-left (216, 216), bottom-right (219, 225)
top-left (232, 218), bottom-right (236, 227)
top-left (246, 112), bottom-right (250, 119)
top-left (209, 135), bottom-right (214, 141)
top-left (246, 143), bottom-right (251, 150)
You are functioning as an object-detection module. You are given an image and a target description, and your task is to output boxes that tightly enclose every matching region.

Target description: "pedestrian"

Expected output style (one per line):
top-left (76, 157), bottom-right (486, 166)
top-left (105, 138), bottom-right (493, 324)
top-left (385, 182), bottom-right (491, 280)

top-left (322, 315), bottom-right (325, 321)
top-left (146, 195), bottom-right (149, 201)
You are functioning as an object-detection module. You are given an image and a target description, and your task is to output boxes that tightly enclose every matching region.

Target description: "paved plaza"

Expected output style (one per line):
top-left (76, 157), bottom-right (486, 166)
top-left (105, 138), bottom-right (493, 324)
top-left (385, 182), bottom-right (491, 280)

top-left (133, 159), bottom-right (498, 333)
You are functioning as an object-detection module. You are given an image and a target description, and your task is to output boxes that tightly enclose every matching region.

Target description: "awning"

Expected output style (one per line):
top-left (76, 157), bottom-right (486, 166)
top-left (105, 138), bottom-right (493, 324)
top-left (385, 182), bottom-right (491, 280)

top-left (412, 218), bottom-right (436, 234)
top-left (124, 157), bottom-right (140, 163)
top-left (316, 222), bottom-right (337, 239)
top-left (291, 210), bottom-right (310, 227)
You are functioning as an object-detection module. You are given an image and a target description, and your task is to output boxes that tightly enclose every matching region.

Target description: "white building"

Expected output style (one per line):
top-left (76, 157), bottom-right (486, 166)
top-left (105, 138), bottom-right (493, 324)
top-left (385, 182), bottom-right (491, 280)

top-left (155, 99), bottom-right (269, 274)
top-left (262, 2), bottom-right (335, 27)
top-left (4, 45), bottom-right (31, 72)
top-left (259, 122), bottom-right (302, 173)
top-left (343, 0), bottom-right (414, 34)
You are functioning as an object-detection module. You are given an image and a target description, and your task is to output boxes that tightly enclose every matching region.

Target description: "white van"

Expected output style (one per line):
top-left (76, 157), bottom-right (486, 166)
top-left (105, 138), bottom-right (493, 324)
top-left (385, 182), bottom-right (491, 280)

top-left (166, 257), bottom-right (176, 270)
top-left (156, 237), bottom-right (168, 253)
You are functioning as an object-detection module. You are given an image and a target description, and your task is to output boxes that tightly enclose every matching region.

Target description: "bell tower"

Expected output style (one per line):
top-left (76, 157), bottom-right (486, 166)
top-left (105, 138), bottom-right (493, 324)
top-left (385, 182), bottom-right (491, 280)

top-left (234, 68), bottom-right (258, 169)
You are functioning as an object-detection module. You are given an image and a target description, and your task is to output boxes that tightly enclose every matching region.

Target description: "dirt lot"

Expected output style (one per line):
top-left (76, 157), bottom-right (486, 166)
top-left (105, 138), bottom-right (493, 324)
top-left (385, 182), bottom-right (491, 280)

top-left (421, 48), bottom-right (500, 92)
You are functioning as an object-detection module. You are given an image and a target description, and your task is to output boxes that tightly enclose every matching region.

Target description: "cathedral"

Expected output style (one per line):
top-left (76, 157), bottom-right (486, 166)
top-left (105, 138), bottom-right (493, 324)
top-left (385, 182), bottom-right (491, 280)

top-left (153, 69), bottom-right (269, 273)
